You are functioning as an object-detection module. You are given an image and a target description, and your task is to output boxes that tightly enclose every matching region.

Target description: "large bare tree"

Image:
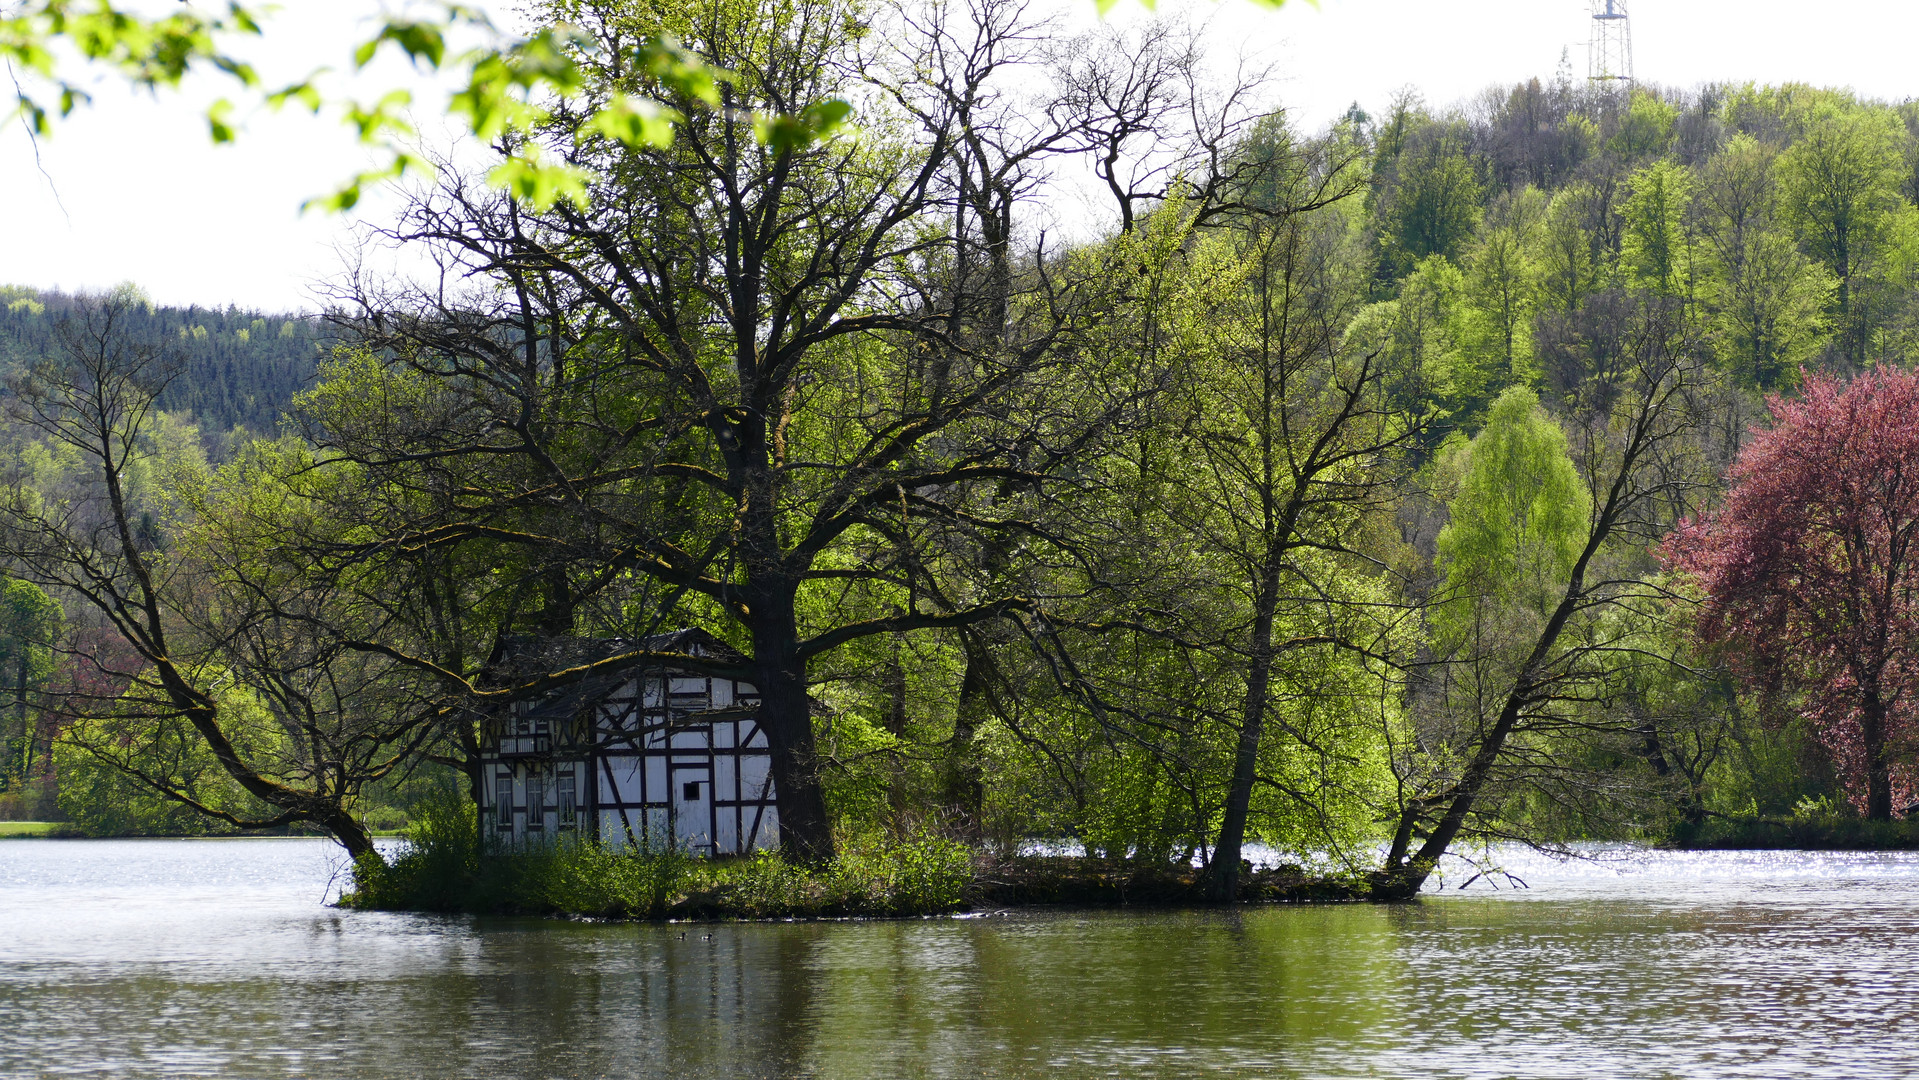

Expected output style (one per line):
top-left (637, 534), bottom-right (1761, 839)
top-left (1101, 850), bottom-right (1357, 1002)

top-left (307, 0), bottom-right (1122, 859)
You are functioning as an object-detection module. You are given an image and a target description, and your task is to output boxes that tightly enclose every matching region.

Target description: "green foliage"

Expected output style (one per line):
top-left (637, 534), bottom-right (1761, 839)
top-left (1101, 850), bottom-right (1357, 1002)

top-left (1534, 182), bottom-right (1612, 315)
top-left (1609, 90), bottom-right (1678, 161)
top-left (9, 0), bottom-right (851, 213)
top-left (1678, 806), bottom-right (1919, 850)
top-left (348, 792), bottom-right (972, 917)
top-left (1695, 135), bottom-right (1834, 388)
top-left (0, 576), bottom-right (60, 791)
top-left (1700, 714), bottom-right (1835, 822)
top-left (1376, 123), bottom-right (1484, 278)
top-left (1456, 187), bottom-right (1546, 393)
top-left (1618, 161), bottom-right (1695, 295)
top-left (1436, 386), bottom-right (1590, 643)
top-left (54, 676), bottom-right (281, 837)
top-left (1779, 102), bottom-right (1909, 356)
top-left (346, 789), bottom-right (490, 912)
top-left (1348, 257), bottom-right (1471, 427)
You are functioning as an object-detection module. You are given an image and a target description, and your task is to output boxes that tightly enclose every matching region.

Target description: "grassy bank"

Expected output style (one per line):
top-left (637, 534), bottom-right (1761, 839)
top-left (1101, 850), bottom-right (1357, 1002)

top-left (0, 821), bottom-right (75, 838)
top-left (348, 829), bottom-right (978, 919)
top-left (341, 797), bottom-right (1373, 919)
top-left (1671, 815), bottom-right (1919, 850)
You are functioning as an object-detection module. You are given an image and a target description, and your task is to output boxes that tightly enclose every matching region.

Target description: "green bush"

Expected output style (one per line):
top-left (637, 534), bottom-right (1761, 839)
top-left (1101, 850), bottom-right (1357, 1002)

top-left (833, 828), bottom-right (973, 914)
top-left (346, 787), bottom-right (483, 911)
top-left (344, 800), bottom-right (975, 918)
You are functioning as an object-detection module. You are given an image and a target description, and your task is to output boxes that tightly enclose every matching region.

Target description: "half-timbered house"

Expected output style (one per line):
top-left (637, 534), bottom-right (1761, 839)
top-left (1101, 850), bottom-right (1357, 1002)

top-left (478, 629), bottom-right (779, 855)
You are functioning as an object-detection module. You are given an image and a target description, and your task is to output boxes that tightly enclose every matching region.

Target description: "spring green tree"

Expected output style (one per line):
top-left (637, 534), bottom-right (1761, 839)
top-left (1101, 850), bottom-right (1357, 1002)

top-left (1456, 187), bottom-right (1547, 396)
top-left (1618, 161), bottom-right (1696, 298)
top-left (55, 674), bottom-right (281, 836)
top-left (1780, 104), bottom-right (1907, 359)
top-left (1535, 181), bottom-right (1612, 316)
top-left (0, 577), bottom-right (61, 791)
top-left (1694, 134), bottom-right (1834, 388)
top-left (1433, 387), bottom-right (1590, 650)
top-left (1379, 320), bottom-right (1708, 895)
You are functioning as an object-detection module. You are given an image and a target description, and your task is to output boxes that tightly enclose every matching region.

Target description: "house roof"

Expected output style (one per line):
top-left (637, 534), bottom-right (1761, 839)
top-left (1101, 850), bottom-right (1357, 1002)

top-left (484, 627), bottom-right (756, 725)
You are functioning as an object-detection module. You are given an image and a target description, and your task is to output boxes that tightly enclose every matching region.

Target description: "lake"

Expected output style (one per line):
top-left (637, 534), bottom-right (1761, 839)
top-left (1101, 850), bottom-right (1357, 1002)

top-left (4, 839), bottom-right (1919, 1078)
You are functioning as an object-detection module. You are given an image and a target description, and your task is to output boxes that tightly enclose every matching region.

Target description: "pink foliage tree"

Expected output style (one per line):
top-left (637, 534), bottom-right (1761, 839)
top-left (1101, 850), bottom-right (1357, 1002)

top-left (1666, 368), bottom-right (1919, 820)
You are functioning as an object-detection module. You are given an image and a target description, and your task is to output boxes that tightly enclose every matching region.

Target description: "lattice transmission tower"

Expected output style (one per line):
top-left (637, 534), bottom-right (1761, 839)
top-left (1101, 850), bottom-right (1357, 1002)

top-left (1589, 0), bottom-right (1634, 85)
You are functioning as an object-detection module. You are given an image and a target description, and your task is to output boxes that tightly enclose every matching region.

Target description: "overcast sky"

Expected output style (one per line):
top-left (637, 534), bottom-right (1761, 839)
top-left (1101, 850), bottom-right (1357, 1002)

top-left (3, 0), bottom-right (1917, 313)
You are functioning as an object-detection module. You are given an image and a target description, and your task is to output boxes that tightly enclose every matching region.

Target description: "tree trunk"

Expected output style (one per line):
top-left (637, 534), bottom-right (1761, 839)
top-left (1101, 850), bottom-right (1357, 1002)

top-left (324, 807), bottom-right (376, 861)
top-left (1206, 572), bottom-right (1282, 902)
top-left (11, 650), bottom-right (26, 789)
top-left (944, 637), bottom-right (989, 841)
top-left (750, 591), bottom-right (835, 861)
top-left (1861, 687), bottom-right (1893, 821)
top-left (1633, 700), bottom-right (1704, 827)
top-left (881, 648), bottom-right (912, 820)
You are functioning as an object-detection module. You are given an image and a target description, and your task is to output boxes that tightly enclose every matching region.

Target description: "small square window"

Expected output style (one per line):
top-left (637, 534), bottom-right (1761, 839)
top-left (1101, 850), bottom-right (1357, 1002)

top-left (683, 781), bottom-right (701, 801)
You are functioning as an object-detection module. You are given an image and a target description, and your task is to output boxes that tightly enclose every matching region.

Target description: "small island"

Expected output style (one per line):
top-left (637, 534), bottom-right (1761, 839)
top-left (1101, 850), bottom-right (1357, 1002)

top-left (8, 0), bottom-right (1919, 1074)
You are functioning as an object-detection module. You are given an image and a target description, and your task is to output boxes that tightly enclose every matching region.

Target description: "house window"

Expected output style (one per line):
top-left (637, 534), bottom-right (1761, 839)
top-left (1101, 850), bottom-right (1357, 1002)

top-left (496, 780), bottom-right (513, 828)
top-left (527, 775), bottom-right (545, 829)
top-left (557, 776), bottom-right (576, 827)
top-left (683, 781), bottom-right (701, 801)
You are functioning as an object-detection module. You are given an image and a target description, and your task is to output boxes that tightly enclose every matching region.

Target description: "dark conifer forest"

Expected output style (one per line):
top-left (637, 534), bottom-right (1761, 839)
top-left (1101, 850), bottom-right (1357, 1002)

top-left (0, 287), bottom-right (324, 442)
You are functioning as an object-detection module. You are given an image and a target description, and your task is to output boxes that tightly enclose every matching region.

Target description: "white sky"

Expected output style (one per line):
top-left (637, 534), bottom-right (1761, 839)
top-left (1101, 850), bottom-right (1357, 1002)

top-left (4, 0), bottom-right (1918, 313)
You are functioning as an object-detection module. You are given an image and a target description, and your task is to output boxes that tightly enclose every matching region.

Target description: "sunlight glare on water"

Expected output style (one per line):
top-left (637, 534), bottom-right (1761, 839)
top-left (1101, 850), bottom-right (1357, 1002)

top-left (5, 838), bottom-right (1919, 1078)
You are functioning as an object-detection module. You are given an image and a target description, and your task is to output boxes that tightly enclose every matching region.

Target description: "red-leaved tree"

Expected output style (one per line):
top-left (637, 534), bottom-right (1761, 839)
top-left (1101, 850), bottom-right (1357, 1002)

top-left (1666, 368), bottom-right (1919, 819)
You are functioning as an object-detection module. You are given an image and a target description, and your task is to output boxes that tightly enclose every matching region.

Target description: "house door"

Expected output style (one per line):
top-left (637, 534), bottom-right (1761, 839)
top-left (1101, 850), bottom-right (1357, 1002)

top-left (670, 763), bottom-right (714, 854)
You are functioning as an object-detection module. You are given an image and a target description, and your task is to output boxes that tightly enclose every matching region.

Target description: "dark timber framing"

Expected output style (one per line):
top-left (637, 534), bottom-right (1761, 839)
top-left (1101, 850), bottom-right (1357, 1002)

top-left (478, 629), bottom-right (780, 854)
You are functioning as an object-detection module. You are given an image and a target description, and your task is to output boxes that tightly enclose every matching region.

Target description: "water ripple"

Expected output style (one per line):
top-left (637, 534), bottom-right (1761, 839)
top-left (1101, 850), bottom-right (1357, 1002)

top-left (6, 839), bottom-right (1919, 1078)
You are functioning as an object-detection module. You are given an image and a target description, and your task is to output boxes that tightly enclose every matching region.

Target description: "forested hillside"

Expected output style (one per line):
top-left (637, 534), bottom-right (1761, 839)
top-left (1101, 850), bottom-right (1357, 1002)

top-left (10, 0), bottom-right (1919, 899)
top-left (0, 286), bottom-right (325, 440)
top-left (1354, 77), bottom-right (1919, 414)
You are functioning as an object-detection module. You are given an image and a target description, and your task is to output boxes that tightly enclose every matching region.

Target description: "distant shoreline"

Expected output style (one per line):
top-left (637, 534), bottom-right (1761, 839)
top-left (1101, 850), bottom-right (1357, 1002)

top-left (1667, 817), bottom-right (1919, 852)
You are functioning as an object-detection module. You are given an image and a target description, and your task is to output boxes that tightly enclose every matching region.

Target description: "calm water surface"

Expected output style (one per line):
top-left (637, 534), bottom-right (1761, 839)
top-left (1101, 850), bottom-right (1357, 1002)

top-left (4, 839), bottom-right (1919, 1078)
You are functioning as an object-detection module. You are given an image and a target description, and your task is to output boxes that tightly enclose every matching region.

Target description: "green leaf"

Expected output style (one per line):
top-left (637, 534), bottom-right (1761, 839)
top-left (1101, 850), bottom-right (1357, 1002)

top-left (583, 93), bottom-right (680, 149)
top-left (635, 36), bottom-right (725, 107)
top-left (207, 97), bottom-right (236, 143)
top-left (356, 20), bottom-right (446, 70)
top-left (513, 27), bottom-right (585, 93)
top-left (206, 53), bottom-right (256, 88)
top-left (487, 156), bottom-right (593, 211)
top-left (344, 88), bottom-right (414, 142)
top-left (266, 79), bottom-right (323, 114)
top-left (227, 3), bottom-right (264, 37)
top-left (754, 97), bottom-right (853, 155)
top-left (303, 152), bottom-right (430, 214)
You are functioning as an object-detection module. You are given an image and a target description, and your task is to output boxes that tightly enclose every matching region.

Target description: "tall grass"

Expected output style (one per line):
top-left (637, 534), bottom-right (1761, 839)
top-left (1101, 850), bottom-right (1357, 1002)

top-left (343, 791), bottom-right (974, 918)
